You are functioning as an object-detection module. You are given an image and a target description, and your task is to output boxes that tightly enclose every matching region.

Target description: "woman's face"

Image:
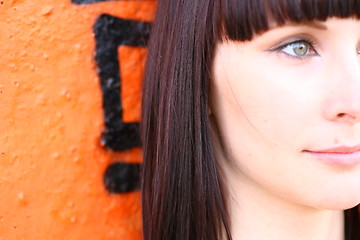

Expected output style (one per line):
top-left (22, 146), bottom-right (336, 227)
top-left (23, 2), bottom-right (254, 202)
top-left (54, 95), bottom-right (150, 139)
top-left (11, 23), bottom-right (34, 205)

top-left (212, 18), bottom-right (360, 210)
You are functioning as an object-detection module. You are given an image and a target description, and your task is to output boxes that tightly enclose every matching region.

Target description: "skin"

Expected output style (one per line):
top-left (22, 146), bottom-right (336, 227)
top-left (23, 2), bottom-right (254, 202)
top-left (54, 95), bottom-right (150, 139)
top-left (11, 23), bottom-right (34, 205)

top-left (211, 18), bottom-right (360, 240)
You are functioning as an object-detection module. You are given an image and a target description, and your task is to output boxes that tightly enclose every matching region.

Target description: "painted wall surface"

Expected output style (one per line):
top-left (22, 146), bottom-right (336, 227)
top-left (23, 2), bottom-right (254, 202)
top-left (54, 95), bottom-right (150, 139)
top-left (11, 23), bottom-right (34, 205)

top-left (0, 0), bottom-right (156, 239)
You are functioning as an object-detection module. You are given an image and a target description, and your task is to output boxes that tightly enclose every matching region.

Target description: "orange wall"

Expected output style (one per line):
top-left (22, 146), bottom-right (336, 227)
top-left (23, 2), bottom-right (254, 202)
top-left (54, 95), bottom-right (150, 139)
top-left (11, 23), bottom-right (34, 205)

top-left (0, 0), bottom-right (156, 239)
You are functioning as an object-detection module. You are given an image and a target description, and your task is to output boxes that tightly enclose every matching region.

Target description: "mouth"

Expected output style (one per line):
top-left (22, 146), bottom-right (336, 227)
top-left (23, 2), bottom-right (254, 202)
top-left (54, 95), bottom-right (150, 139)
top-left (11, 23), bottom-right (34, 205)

top-left (303, 145), bottom-right (360, 167)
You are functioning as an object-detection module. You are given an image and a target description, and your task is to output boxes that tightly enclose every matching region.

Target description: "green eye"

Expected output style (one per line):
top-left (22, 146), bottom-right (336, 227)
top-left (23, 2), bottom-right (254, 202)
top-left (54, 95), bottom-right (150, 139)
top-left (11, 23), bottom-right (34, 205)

top-left (281, 41), bottom-right (310, 57)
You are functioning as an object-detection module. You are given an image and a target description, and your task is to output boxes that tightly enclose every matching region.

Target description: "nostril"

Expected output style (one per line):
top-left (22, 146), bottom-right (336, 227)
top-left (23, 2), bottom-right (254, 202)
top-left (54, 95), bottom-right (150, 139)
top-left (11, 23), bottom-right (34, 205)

top-left (336, 112), bottom-right (358, 121)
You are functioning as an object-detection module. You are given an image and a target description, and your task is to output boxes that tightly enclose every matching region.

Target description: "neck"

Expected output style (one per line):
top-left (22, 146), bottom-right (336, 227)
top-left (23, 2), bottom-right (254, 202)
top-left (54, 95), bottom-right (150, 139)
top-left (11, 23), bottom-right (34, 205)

top-left (226, 174), bottom-right (344, 240)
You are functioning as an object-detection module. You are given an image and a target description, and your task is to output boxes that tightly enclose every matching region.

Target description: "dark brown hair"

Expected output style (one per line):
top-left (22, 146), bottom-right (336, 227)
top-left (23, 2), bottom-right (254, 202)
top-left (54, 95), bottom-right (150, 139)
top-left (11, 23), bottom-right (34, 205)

top-left (141, 0), bottom-right (360, 239)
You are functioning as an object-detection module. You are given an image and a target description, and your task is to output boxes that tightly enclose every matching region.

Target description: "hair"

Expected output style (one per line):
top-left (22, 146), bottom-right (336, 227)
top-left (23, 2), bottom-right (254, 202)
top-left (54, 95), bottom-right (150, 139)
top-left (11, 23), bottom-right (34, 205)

top-left (141, 0), bottom-right (360, 239)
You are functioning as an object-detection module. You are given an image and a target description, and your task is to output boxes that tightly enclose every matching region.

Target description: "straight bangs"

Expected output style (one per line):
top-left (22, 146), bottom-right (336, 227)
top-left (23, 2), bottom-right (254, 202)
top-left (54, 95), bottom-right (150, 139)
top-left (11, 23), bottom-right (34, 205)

top-left (223, 0), bottom-right (360, 41)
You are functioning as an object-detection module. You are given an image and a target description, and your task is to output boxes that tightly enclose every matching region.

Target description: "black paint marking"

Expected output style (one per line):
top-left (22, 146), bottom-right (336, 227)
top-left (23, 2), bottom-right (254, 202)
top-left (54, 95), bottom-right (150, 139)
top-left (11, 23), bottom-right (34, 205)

top-left (104, 162), bottom-right (140, 193)
top-left (94, 14), bottom-right (151, 152)
top-left (94, 15), bottom-right (151, 193)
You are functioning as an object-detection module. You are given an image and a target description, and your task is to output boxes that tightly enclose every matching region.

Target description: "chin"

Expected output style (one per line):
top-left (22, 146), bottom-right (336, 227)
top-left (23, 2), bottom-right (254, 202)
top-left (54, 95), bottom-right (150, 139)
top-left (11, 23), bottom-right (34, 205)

top-left (312, 194), bottom-right (360, 211)
top-left (308, 169), bottom-right (360, 211)
top-left (322, 202), bottom-right (360, 211)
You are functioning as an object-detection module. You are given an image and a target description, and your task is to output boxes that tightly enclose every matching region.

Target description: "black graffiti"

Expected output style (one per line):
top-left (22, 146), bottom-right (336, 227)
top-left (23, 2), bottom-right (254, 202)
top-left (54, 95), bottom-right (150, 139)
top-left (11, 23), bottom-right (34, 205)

top-left (94, 14), bottom-right (151, 193)
top-left (95, 14), bottom-right (150, 151)
top-left (104, 162), bottom-right (141, 193)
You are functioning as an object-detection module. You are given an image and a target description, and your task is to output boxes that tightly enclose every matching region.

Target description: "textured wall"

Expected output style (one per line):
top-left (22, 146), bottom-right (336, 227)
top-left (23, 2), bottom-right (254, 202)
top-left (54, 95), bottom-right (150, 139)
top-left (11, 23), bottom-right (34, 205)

top-left (0, 0), bottom-right (156, 239)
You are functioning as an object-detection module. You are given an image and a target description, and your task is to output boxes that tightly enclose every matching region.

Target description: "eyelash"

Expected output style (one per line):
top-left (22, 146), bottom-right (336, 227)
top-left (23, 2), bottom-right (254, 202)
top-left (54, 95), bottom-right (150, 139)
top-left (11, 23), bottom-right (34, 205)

top-left (272, 38), bottom-right (319, 59)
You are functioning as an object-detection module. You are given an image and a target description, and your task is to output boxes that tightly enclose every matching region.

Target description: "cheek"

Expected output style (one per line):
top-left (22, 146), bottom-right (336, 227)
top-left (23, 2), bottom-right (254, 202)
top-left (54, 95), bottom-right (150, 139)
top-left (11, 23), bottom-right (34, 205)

top-left (213, 62), bottom-right (321, 151)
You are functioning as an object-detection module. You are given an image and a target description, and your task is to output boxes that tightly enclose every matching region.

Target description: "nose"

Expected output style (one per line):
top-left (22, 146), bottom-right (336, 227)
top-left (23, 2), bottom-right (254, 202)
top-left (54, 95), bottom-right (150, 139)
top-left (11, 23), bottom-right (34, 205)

top-left (324, 56), bottom-right (360, 124)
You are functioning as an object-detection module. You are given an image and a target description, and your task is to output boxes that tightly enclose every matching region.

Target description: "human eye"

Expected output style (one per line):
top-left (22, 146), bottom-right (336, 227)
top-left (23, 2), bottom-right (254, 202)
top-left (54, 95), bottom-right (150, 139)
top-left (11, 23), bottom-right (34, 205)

top-left (271, 38), bottom-right (319, 59)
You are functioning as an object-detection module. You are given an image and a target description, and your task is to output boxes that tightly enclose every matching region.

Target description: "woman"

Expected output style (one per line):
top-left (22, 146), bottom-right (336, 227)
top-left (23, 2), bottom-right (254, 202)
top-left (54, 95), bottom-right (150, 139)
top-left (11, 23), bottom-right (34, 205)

top-left (141, 0), bottom-right (360, 239)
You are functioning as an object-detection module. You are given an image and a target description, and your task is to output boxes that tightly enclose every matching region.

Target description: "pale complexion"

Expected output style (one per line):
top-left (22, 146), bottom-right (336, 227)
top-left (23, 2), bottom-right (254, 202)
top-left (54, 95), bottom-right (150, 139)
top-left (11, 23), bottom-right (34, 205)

top-left (212, 18), bottom-right (360, 240)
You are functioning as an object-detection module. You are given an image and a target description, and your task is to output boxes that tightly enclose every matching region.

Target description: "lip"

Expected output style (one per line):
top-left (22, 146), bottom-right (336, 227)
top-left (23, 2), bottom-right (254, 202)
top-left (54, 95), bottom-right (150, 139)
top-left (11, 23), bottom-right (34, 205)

top-left (303, 145), bottom-right (360, 167)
